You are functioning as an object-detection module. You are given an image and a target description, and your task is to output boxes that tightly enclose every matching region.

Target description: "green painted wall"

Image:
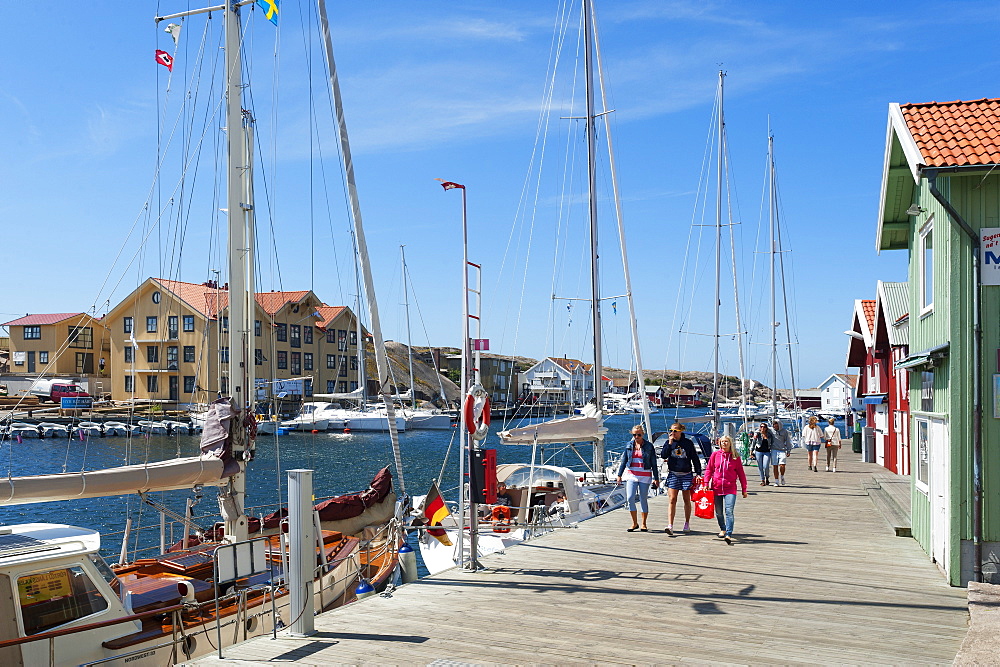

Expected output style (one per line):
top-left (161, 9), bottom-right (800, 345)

top-left (905, 172), bottom-right (1000, 585)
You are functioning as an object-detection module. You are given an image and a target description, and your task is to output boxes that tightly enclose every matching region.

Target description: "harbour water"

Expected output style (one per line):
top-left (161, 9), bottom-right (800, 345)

top-left (0, 408), bottom-right (841, 574)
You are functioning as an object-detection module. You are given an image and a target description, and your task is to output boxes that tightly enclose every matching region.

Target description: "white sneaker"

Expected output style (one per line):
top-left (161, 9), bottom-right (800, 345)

top-left (780, 477), bottom-right (786, 486)
top-left (825, 466), bottom-right (830, 472)
top-left (832, 468), bottom-right (837, 473)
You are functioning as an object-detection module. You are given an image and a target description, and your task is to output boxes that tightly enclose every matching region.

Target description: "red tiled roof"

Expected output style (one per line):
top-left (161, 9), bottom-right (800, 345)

top-left (549, 357), bottom-right (592, 372)
top-left (155, 280), bottom-right (319, 321)
top-left (2, 313), bottom-right (85, 326)
top-left (861, 299), bottom-right (876, 334)
top-left (315, 305), bottom-right (347, 330)
top-left (900, 99), bottom-right (1000, 168)
top-left (155, 279), bottom-right (228, 319)
top-left (835, 373), bottom-right (859, 389)
top-left (255, 290), bottom-right (312, 316)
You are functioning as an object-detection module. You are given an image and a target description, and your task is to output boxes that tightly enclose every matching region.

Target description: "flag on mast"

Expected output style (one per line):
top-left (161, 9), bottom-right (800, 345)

top-left (257, 0), bottom-right (280, 25)
top-left (164, 23), bottom-right (181, 45)
top-left (154, 50), bottom-right (174, 71)
top-left (418, 481), bottom-right (452, 546)
top-left (437, 180), bottom-right (465, 191)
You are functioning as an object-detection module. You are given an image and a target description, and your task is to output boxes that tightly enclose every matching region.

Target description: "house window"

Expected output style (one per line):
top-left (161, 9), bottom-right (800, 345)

top-left (123, 317), bottom-right (133, 334)
top-left (919, 219), bottom-right (933, 313)
top-left (327, 380), bottom-right (336, 393)
top-left (124, 347), bottom-right (134, 364)
top-left (276, 323), bottom-right (287, 341)
top-left (220, 377), bottom-right (229, 394)
top-left (147, 375), bottom-right (158, 393)
top-left (147, 346), bottom-right (159, 364)
top-left (304, 378), bottom-right (313, 397)
top-left (351, 355), bottom-right (358, 370)
top-left (304, 353), bottom-right (313, 371)
top-left (339, 355), bottom-right (348, 377)
top-left (183, 315), bottom-right (195, 332)
top-left (146, 316), bottom-right (157, 333)
top-left (39, 351), bottom-right (49, 364)
top-left (921, 370), bottom-right (934, 412)
top-left (168, 316), bottom-right (178, 339)
top-left (68, 326), bottom-right (93, 349)
top-left (184, 376), bottom-right (195, 393)
top-left (23, 326), bottom-right (40, 340)
top-left (304, 326), bottom-right (313, 345)
top-left (254, 320), bottom-right (261, 336)
top-left (350, 331), bottom-right (357, 345)
top-left (350, 381), bottom-right (358, 391)
top-left (124, 375), bottom-right (134, 392)
top-left (255, 349), bottom-right (264, 366)
top-left (339, 381), bottom-right (348, 393)
top-left (277, 351), bottom-right (287, 370)
top-left (291, 352), bottom-right (301, 375)
top-left (183, 346), bottom-right (195, 363)
top-left (326, 329), bottom-right (336, 344)
top-left (338, 330), bottom-right (348, 351)
top-left (290, 325), bottom-right (301, 348)
top-left (167, 346), bottom-right (178, 370)
top-left (18, 566), bottom-right (109, 635)
top-left (220, 347), bottom-right (230, 364)
top-left (221, 316), bottom-right (229, 333)
top-left (915, 419), bottom-right (929, 489)
top-left (327, 354), bottom-right (336, 369)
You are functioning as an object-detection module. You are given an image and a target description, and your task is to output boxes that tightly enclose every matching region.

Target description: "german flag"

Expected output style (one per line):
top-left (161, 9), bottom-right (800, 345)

top-left (420, 482), bottom-right (452, 546)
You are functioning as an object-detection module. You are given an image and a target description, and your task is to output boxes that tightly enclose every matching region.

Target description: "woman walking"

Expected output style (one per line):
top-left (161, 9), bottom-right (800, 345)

top-left (823, 418), bottom-right (842, 472)
top-left (660, 423), bottom-right (703, 535)
top-left (751, 422), bottom-right (772, 485)
top-left (615, 425), bottom-right (660, 531)
top-left (802, 416), bottom-right (826, 472)
top-left (704, 435), bottom-right (748, 544)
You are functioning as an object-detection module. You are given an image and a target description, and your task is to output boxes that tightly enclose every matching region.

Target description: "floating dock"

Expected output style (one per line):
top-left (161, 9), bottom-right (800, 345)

top-left (187, 455), bottom-right (969, 665)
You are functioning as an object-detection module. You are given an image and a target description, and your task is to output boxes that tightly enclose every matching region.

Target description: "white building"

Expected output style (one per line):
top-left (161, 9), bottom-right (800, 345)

top-left (817, 373), bottom-right (861, 415)
top-left (521, 356), bottom-right (595, 407)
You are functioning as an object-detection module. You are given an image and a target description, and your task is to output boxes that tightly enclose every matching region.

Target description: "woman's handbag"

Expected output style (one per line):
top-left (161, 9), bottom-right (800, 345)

top-left (692, 482), bottom-right (715, 520)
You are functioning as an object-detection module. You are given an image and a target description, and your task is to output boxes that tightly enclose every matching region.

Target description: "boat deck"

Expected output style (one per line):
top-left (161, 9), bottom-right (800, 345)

top-left (186, 454), bottom-right (969, 665)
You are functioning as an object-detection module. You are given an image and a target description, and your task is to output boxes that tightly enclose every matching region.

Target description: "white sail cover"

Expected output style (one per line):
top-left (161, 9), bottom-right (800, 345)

top-left (0, 455), bottom-right (229, 506)
top-left (312, 387), bottom-right (366, 401)
top-left (498, 405), bottom-right (606, 445)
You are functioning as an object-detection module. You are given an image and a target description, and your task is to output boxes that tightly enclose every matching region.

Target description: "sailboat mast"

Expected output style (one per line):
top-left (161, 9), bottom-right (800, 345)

top-left (769, 134), bottom-right (778, 417)
top-left (590, 0), bottom-right (650, 436)
top-left (713, 71), bottom-right (725, 437)
top-left (224, 0), bottom-right (254, 543)
top-left (583, 0), bottom-right (604, 470)
top-left (401, 246), bottom-right (416, 410)
top-left (317, 0), bottom-right (405, 495)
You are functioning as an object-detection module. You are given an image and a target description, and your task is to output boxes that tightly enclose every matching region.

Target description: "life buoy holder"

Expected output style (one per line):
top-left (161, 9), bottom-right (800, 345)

top-left (491, 504), bottom-right (511, 533)
top-left (463, 385), bottom-right (490, 441)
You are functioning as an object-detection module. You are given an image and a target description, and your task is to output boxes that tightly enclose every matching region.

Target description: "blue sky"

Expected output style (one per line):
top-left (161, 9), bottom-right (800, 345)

top-left (2, 1), bottom-right (998, 389)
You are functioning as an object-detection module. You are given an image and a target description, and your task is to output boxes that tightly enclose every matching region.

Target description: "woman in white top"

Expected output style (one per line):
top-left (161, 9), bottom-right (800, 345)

top-left (802, 416), bottom-right (826, 472)
top-left (823, 418), bottom-right (842, 472)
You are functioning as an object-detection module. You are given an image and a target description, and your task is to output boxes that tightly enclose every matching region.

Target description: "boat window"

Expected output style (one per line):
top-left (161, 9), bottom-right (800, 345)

top-left (500, 467), bottom-right (567, 488)
top-left (88, 554), bottom-right (120, 592)
top-left (17, 566), bottom-right (109, 635)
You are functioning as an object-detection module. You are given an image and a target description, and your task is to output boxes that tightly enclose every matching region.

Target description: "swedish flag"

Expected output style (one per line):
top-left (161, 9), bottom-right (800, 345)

top-left (257, 0), bottom-right (279, 25)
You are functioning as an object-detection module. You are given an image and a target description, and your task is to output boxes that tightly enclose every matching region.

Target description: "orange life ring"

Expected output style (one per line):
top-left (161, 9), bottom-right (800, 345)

top-left (463, 391), bottom-right (490, 441)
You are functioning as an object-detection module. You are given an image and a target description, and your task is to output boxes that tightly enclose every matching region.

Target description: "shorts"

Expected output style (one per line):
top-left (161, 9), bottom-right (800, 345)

top-left (805, 445), bottom-right (821, 452)
top-left (665, 472), bottom-right (695, 491)
top-left (771, 451), bottom-right (788, 465)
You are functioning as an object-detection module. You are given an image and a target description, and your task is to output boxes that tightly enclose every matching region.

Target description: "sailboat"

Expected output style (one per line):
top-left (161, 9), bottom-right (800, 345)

top-left (0, 2), bottom-right (405, 664)
top-left (415, 0), bottom-right (641, 576)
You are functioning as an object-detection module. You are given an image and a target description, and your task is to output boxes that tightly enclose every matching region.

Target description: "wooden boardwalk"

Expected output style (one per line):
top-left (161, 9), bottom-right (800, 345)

top-left (187, 454), bottom-right (969, 666)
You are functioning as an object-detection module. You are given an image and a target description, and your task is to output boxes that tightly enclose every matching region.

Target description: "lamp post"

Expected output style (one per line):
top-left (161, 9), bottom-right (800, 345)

top-left (438, 179), bottom-right (480, 571)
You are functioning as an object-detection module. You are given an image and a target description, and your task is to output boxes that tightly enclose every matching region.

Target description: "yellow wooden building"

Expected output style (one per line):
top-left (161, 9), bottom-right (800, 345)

top-left (101, 278), bottom-right (365, 405)
top-left (2, 313), bottom-right (111, 378)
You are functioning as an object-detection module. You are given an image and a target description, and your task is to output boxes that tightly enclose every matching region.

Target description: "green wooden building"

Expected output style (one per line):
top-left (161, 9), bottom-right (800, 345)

top-left (878, 98), bottom-right (1000, 586)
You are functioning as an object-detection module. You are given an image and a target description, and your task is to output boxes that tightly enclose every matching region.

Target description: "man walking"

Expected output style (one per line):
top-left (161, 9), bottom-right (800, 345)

top-left (770, 419), bottom-right (793, 486)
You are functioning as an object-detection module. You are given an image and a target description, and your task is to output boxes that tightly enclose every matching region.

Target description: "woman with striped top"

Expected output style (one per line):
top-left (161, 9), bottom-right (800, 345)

top-left (615, 425), bottom-right (660, 532)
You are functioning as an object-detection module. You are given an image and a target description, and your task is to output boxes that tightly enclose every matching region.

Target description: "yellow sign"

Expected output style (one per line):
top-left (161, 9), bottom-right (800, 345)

top-left (18, 569), bottom-right (72, 605)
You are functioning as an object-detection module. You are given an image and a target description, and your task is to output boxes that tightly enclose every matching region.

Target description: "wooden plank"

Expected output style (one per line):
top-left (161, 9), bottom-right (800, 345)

top-left (185, 455), bottom-right (968, 666)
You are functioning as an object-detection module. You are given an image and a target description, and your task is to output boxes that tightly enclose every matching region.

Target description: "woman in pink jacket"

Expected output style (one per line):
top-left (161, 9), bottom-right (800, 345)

top-left (704, 435), bottom-right (748, 544)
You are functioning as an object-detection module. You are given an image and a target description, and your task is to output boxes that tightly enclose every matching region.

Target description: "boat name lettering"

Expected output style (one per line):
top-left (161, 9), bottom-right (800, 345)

top-left (125, 650), bottom-right (156, 663)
